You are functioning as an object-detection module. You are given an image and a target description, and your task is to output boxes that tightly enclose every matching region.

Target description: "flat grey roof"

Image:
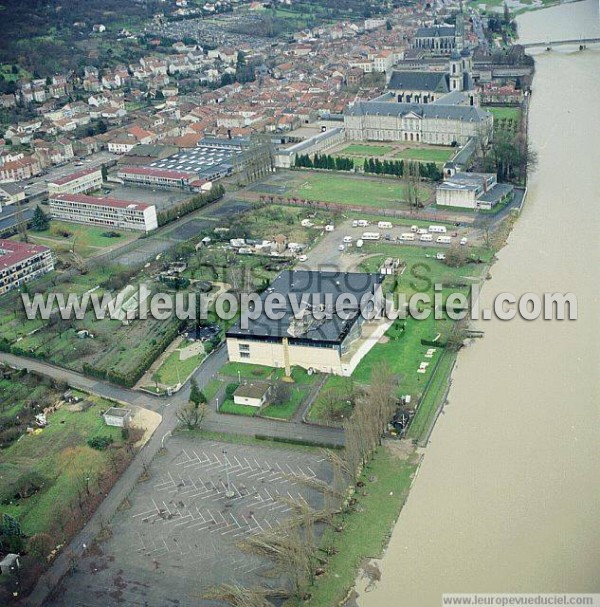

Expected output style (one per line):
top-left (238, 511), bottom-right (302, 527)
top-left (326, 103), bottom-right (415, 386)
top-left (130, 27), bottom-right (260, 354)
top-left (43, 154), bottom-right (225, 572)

top-left (227, 270), bottom-right (383, 345)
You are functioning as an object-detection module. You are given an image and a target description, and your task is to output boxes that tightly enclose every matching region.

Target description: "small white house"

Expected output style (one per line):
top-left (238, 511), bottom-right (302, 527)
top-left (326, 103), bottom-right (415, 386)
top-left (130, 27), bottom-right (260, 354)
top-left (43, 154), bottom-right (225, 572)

top-left (103, 407), bottom-right (132, 428)
top-left (233, 383), bottom-right (271, 408)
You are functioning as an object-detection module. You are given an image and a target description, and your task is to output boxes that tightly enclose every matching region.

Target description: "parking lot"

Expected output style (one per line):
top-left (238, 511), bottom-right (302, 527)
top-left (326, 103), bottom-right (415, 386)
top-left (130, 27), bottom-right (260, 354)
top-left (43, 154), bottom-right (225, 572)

top-left (301, 218), bottom-right (474, 272)
top-left (52, 437), bottom-right (331, 607)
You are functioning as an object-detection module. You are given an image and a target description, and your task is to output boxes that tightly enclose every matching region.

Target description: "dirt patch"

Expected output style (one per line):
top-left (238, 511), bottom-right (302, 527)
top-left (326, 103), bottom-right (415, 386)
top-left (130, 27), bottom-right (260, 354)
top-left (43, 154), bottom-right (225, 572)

top-left (378, 335), bottom-right (390, 344)
top-left (179, 341), bottom-right (204, 361)
top-left (130, 407), bottom-right (162, 447)
top-left (384, 438), bottom-right (416, 461)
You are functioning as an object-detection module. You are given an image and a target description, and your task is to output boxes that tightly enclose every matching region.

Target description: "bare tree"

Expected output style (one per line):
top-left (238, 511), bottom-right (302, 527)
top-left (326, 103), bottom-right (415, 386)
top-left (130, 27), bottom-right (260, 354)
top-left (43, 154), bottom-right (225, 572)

top-left (238, 526), bottom-right (316, 600)
top-left (176, 402), bottom-right (207, 430)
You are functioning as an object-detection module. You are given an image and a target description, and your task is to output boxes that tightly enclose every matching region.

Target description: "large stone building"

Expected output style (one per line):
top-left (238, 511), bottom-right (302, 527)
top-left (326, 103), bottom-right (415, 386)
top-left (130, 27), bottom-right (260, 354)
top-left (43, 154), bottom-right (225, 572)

top-left (344, 99), bottom-right (491, 145)
top-left (412, 25), bottom-right (457, 55)
top-left (345, 43), bottom-right (489, 145)
top-left (226, 270), bottom-right (384, 377)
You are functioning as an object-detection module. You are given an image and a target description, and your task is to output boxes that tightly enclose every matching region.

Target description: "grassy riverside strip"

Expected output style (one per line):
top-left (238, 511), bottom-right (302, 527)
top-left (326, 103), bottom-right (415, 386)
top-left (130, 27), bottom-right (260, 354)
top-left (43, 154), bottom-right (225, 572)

top-left (304, 446), bottom-right (419, 607)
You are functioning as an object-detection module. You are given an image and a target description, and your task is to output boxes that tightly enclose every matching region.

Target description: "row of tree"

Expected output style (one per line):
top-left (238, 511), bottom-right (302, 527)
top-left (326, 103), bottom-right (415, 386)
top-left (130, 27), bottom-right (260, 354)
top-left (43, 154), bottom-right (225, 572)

top-left (294, 152), bottom-right (442, 181)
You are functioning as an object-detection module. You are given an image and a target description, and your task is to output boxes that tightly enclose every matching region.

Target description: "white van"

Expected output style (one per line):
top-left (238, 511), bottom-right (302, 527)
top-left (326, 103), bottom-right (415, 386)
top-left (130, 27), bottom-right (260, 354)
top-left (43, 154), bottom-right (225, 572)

top-left (352, 220), bottom-right (359, 228)
top-left (436, 236), bottom-right (452, 244)
top-left (417, 228), bottom-right (428, 235)
top-left (460, 237), bottom-right (468, 246)
top-left (343, 236), bottom-right (353, 244)
top-left (378, 221), bottom-right (393, 229)
top-left (357, 219), bottom-right (369, 228)
top-left (325, 224), bottom-right (334, 232)
top-left (410, 225), bottom-right (419, 233)
top-left (362, 232), bottom-right (381, 240)
top-left (436, 252), bottom-right (446, 261)
top-left (419, 233), bottom-right (433, 242)
top-left (399, 233), bottom-right (415, 241)
top-left (429, 225), bottom-right (447, 234)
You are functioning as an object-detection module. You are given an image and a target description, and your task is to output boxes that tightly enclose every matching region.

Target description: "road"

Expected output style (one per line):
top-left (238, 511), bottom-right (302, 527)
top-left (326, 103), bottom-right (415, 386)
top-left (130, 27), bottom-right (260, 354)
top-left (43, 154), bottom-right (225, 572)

top-left (0, 348), bottom-right (343, 607)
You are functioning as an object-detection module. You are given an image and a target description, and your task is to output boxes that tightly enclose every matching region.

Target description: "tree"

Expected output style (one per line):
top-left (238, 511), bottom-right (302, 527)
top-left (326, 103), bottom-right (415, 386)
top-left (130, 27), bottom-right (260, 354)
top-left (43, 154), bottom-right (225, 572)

top-left (31, 205), bottom-right (49, 231)
top-left (444, 244), bottom-right (468, 268)
top-left (176, 401), bottom-right (207, 430)
top-left (189, 378), bottom-right (206, 406)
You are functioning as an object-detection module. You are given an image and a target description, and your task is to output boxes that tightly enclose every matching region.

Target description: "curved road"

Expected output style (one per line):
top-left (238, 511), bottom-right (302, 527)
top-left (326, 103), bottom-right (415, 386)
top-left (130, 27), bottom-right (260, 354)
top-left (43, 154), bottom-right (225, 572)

top-left (0, 349), bottom-right (343, 607)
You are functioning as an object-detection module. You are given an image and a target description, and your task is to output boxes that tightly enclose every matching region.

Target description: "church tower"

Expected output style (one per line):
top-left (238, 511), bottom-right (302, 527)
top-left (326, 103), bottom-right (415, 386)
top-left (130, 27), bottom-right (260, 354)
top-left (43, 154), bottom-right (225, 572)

top-left (449, 51), bottom-right (463, 92)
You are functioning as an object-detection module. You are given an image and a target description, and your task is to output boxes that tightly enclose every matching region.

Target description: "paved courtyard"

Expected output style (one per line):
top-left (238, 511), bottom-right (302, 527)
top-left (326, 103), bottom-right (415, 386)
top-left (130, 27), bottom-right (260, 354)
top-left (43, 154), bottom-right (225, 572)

top-left (51, 437), bottom-right (331, 607)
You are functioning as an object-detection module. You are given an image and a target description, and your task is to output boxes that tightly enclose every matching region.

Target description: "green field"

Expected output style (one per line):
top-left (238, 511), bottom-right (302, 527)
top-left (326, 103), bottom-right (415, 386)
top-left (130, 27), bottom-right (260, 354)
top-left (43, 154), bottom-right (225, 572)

top-left (153, 345), bottom-right (205, 387)
top-left (23, 220), bottom-right (136, 259)
top-left (219, 400), bottom-right (257, 417)
top-left (291, 173), bottom-right (430, 208)
top-left (261, 385), bottom-right (306, 420)
top-left (486, 106), bottom-right (521, 122)
top-left (339, 144), bottom-right (394, 157)
top-left (393, 146), bottom-right (455, 163)
top-left (0, 385), bottom-right (131, 537)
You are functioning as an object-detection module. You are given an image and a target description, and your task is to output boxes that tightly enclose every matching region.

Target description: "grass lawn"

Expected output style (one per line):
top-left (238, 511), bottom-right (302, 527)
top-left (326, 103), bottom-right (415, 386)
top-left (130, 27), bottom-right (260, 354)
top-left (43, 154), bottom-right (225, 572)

top-left (393, 146), bottom-right (455, 163)
top-left (203, 378), bottom-right (222, 402)
top-left (219, 399), bottom-right (257, 417)
top-left (260, 385), bottom-right (306, 420)
top-left (339, 144), bottom-right (394, 157)
top-left (271, 366), bottom-right (319, 385)
top-left (306, 446), bottom-right (418, 607)
top-left (219, 362), bottom-right (273, 380)
top-left (308, 375), bottom-right (355, 424)
top-left (485, 106), bottom-right (521, 122)
top-left (0, 388), bottom-right (128, 537)
top-left (290, 173), bottom-right (430, 208)
top-left (153, 346), bottom-right (205, 387)
top-left (24, 220), bottom-right (135, 258)
top-left (407, 350), bottom-right (456, 444)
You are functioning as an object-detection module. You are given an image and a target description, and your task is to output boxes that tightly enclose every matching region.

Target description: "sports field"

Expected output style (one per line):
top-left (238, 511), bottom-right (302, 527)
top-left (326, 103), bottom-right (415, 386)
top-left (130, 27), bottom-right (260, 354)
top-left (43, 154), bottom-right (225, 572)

top-left (290, 173), bottom-right (430, 207)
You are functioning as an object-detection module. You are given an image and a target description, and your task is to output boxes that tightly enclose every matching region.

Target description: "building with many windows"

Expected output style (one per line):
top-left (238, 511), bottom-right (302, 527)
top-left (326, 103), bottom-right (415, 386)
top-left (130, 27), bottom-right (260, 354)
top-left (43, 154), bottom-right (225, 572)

top-left (117, 166), bottom-right (198, 190)
top-left (48, 167), bottom-right (103, 196)
top-left (49, 193), bottom-right (158, 232)
top-left (226, 270), bottom-right (384, 376)
top-left (0, 239), bottom-right (54, 296)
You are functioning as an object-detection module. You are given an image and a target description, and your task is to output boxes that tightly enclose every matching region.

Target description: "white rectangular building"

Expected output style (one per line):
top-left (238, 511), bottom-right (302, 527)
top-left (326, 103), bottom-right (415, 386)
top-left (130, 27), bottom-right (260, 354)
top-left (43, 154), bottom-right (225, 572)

top-left (436, 172), bottom-right (513, 210)
top-left (49, 193), bottom-right (158, 232)
top-left (48, 167), bottom-right (103, 196)
top-left (0, 239), bottom-right (54, 295)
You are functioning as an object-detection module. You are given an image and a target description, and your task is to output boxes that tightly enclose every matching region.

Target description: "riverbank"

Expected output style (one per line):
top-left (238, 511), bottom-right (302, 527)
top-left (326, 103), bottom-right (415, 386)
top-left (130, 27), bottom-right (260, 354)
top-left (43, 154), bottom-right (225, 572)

top-left (351, 1), bottom-right (600, 605)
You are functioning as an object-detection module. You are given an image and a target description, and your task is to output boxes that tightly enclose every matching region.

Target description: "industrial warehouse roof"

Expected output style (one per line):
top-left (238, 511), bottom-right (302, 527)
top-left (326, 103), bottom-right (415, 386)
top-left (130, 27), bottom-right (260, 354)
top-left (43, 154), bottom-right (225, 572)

top-left (387, 71), bottom-right (450, 94)
top-left (226, 270), bottom-right (383, 345)
top-left (345, 100), bottom-right (491, 122)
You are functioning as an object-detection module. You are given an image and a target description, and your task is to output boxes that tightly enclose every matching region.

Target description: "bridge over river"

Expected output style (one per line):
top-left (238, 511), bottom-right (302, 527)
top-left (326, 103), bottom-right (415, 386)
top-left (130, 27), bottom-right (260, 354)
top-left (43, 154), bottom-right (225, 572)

top-left (522, 36), bottom-right (600, 49)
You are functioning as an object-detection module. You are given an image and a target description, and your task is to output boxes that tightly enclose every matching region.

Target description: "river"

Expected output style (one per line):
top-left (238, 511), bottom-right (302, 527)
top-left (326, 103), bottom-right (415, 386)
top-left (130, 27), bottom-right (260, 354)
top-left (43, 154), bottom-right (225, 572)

top-left (357, 2), bottom-right (600, 605)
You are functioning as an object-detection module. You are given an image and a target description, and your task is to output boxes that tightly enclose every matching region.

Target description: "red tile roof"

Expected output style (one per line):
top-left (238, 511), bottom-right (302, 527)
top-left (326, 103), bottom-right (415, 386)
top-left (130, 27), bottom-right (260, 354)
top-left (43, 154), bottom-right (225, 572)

top-left (51, 193), bottom-right (151, 211)
top-left (49, 166), bottom-right (102, 187)
top-left (0, 239), bottom-right (51, 270)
